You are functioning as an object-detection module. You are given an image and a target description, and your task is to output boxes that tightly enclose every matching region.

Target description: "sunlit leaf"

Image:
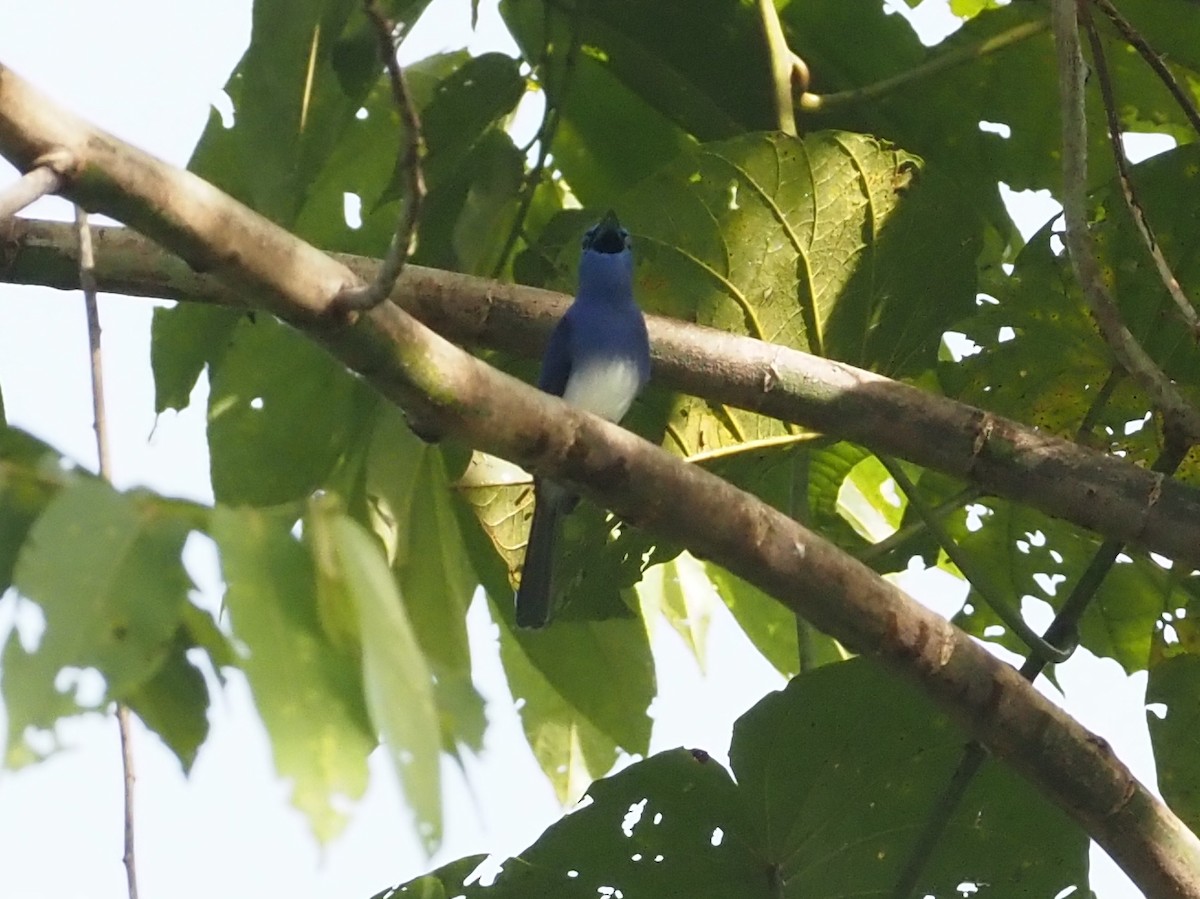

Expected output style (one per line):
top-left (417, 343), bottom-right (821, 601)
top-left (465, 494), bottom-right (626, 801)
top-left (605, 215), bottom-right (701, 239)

top-left (308, 500), bottom-right (443, 852)
top-left (212, 505), bottom-right (374, 842)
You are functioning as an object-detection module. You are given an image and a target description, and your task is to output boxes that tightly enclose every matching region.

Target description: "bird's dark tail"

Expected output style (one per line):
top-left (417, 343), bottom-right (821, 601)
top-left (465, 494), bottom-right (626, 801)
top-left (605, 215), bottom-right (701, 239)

top-left (516, 482), bottom-right (568, 628)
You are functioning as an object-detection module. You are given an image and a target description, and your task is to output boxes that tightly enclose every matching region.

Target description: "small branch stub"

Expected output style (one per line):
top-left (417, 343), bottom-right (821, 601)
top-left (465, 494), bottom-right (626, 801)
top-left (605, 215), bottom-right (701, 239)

top-left (329, 2), bottom-right (426, 315)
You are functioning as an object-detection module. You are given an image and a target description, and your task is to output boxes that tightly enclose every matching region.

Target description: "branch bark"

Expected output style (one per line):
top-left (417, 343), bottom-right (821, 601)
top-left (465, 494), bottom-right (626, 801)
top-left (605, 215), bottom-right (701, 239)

top-left (5, 215), bottom-right (1200, 569)
top-left (2, 60), bottom-right (1200, 896)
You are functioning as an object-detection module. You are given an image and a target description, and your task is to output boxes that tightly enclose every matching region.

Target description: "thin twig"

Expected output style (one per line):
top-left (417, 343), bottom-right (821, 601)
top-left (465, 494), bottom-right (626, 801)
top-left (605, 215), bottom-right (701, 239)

top-left (490, 6), bottom-right (583, 279)
top-left (77, 206), bottom-right (109, 474)
top-left (1081, 3), bottom-right (1200, 338)
top-left (0, 165), bottom-right (62, 219)
top-left (1091, 0), bottom-right (1200, 139)
top-left (1074, 367), bottom-right (1124, 444)
top-left (77, 205), bottom-right (136, 899)
top-left (1051, 0), bottom-right (1200, 444)
top-left (856, 485), bottom-right (983, 564)
top-left (330, 2), bottom-right (426, 313)
top-left (798, 18), bottom-right (1047, 111)
top-left (890, 441), bottom-right (1187, 899)
top-left (878, 456), bottom-right (1070, 663)
top-left (116, 705), bottom-right (139, 899)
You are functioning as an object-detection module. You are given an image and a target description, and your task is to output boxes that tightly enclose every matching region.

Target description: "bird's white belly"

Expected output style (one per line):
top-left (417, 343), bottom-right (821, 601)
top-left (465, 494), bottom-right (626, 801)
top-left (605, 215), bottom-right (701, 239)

top-left (563, 357), bottom-right (642, 422)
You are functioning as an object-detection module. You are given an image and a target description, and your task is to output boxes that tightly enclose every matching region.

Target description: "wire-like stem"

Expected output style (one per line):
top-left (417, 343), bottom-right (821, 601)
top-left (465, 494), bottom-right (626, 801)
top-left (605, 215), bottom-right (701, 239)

top-left (1051, 0), bottom-right (1200, 444)
top-left (490, 6), bottom-right (582, 279)
top-left (1081, 3), bottom-right (1200, 337)
top-left (1091, 0), bottom-right (1200, 139)
top-left (856, 485), bottom-right (983, 564)
top-left (890, 741), bottom-right (989, 899)
top-left (1075, 367), bottom-right (1123, 444)
top-left (331, 1), bottom-right (426, 313)
top-left (799, 18), bottom-right (1048, 111)
top-left (879, 456), bottom-right (1070, 663)
top-left (77, 206), bottom-right (109, 475)
top-left (0, 164), bottom-right (62, 219)
top-left (77, 205), bottom-right (136, 899)
top-left (116, 704), bottom-right (139, 899)
top-left (889, 441), bottom-right (1186, 899)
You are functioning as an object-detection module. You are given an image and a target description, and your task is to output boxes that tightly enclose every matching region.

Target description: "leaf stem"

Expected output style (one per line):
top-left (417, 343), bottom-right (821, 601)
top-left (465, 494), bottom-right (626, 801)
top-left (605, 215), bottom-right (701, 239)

top-left (799, 18), bottom-right (1048, 111)
top-left (331, 2), bottom-right (426, 313)
top-left (1051, 0), bottom-right (1200, 444)
top-left (77, 204), bottom-right (137, 899)
top-left (878, 455), bottom-right (1070, 663)
top-left (1080, 2), bottom-right (1200, 338)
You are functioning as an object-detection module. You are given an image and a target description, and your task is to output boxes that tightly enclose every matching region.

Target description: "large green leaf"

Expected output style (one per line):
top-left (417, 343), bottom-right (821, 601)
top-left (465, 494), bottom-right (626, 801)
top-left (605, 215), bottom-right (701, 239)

top-left (730, 660), bottom-right (1087, 895)
top-left (362, 405), bottom-right (485, 754)
top-left (499, 0), bottom-right (696, 205)
top-left (946, 143), bottom-right (1200, 482)
top-left (211, 505), bottom-right (375, 842)
top-left (207, 314), bottom-right (376, 505)
top-left (494, 597), bottom-right (654, 802)
top-left (946, 498), bottom-right (1175, 672)
top-left (388, 659), bottom-right (1087, 897)
top-left (307, 500), bottom-right (443, 852)
top-left (614, 131), bottom-right (978, 454)
top-left (1147, 648), bottom-right (1200, 835)
top-left (4, 479), bottom-right (191, 763)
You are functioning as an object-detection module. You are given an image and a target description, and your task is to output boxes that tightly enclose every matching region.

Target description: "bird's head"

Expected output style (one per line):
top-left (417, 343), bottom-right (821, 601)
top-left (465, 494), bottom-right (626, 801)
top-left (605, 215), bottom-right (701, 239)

top-left (578, 210), bottom-right (635, 300)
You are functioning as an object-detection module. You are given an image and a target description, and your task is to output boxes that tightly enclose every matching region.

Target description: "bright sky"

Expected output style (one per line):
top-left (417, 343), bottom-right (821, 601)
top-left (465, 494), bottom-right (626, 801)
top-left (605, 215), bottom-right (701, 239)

top-left (0, 2), bottom-right (1156, 898)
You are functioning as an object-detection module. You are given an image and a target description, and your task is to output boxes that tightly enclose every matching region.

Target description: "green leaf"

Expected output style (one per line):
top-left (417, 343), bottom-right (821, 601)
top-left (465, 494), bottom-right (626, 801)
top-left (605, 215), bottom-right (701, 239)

top-left (1147, 652), bottom-right (1200, 835)
top-left (13, 479), bottom-right (190, 697)
top-left (947, 498), bottom-right (1176, 672)
top-left (4, 479), bottom-right (191, 765)
top-left (494, 597), bottom-right (654, 802)
top-left (730, 659), bottom-right (1088, 896)
top-left (308, 500), bottom-right (443, 853)
top-left (2, 617), bottom-right (86, 768)
top-left (363, 406), bottom-right (485, 754)
top-left (0, 427), bottom-right (68, 593)
top-left (150, 303), bottom-right (240, 414)
top-left (605, 132), bottom-right (977, 458)
top-left (123, 630), bottom-right (211, 772)
top-left (499, 1), bottom-right (695, 204)
top-left (207, 315), bottom-right (376, 505)
top-left (211, 505), bottom-right (375, 843)
top-left (705, 564), bottom-right (799, 679)
top-left (636, 552), bottom-right (715, 671)
top-left (458, 449), bottom-right (654, 625)
top-left (395, 660), bottom-right (1086, 897)
top-left (394, 749), bottom-right (765, 898)
top-left (188, 0), bottom-right (433, 223)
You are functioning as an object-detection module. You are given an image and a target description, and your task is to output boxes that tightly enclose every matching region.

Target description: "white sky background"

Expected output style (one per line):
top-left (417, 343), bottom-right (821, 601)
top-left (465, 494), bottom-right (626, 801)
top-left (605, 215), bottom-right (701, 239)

top-left (0, 1), bottom-right (1161, 897)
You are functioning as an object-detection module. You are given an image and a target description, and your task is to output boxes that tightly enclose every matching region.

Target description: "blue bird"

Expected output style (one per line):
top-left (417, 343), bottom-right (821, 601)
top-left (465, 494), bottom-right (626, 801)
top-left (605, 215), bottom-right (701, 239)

top-left (516, 211), bottom-right (651, 629)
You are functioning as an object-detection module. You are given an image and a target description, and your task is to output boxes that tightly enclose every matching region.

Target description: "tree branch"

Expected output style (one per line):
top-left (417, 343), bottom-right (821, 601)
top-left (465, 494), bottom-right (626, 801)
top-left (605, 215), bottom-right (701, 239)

top-left (1051, 0), bottom-right (1200, 443)
top-left (1, 59), bottom-right (1199, 896)
top-left (1091, 0), bottom-right (1200, 139)
top-left (0, 160), bottom-right (63, 219)
top-left (5, 215), bottom-right (1200, 569)
top-left (1081, 2), bottom-right (1200, 338)
top-left (329, 2), bottom-right (425, 313)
